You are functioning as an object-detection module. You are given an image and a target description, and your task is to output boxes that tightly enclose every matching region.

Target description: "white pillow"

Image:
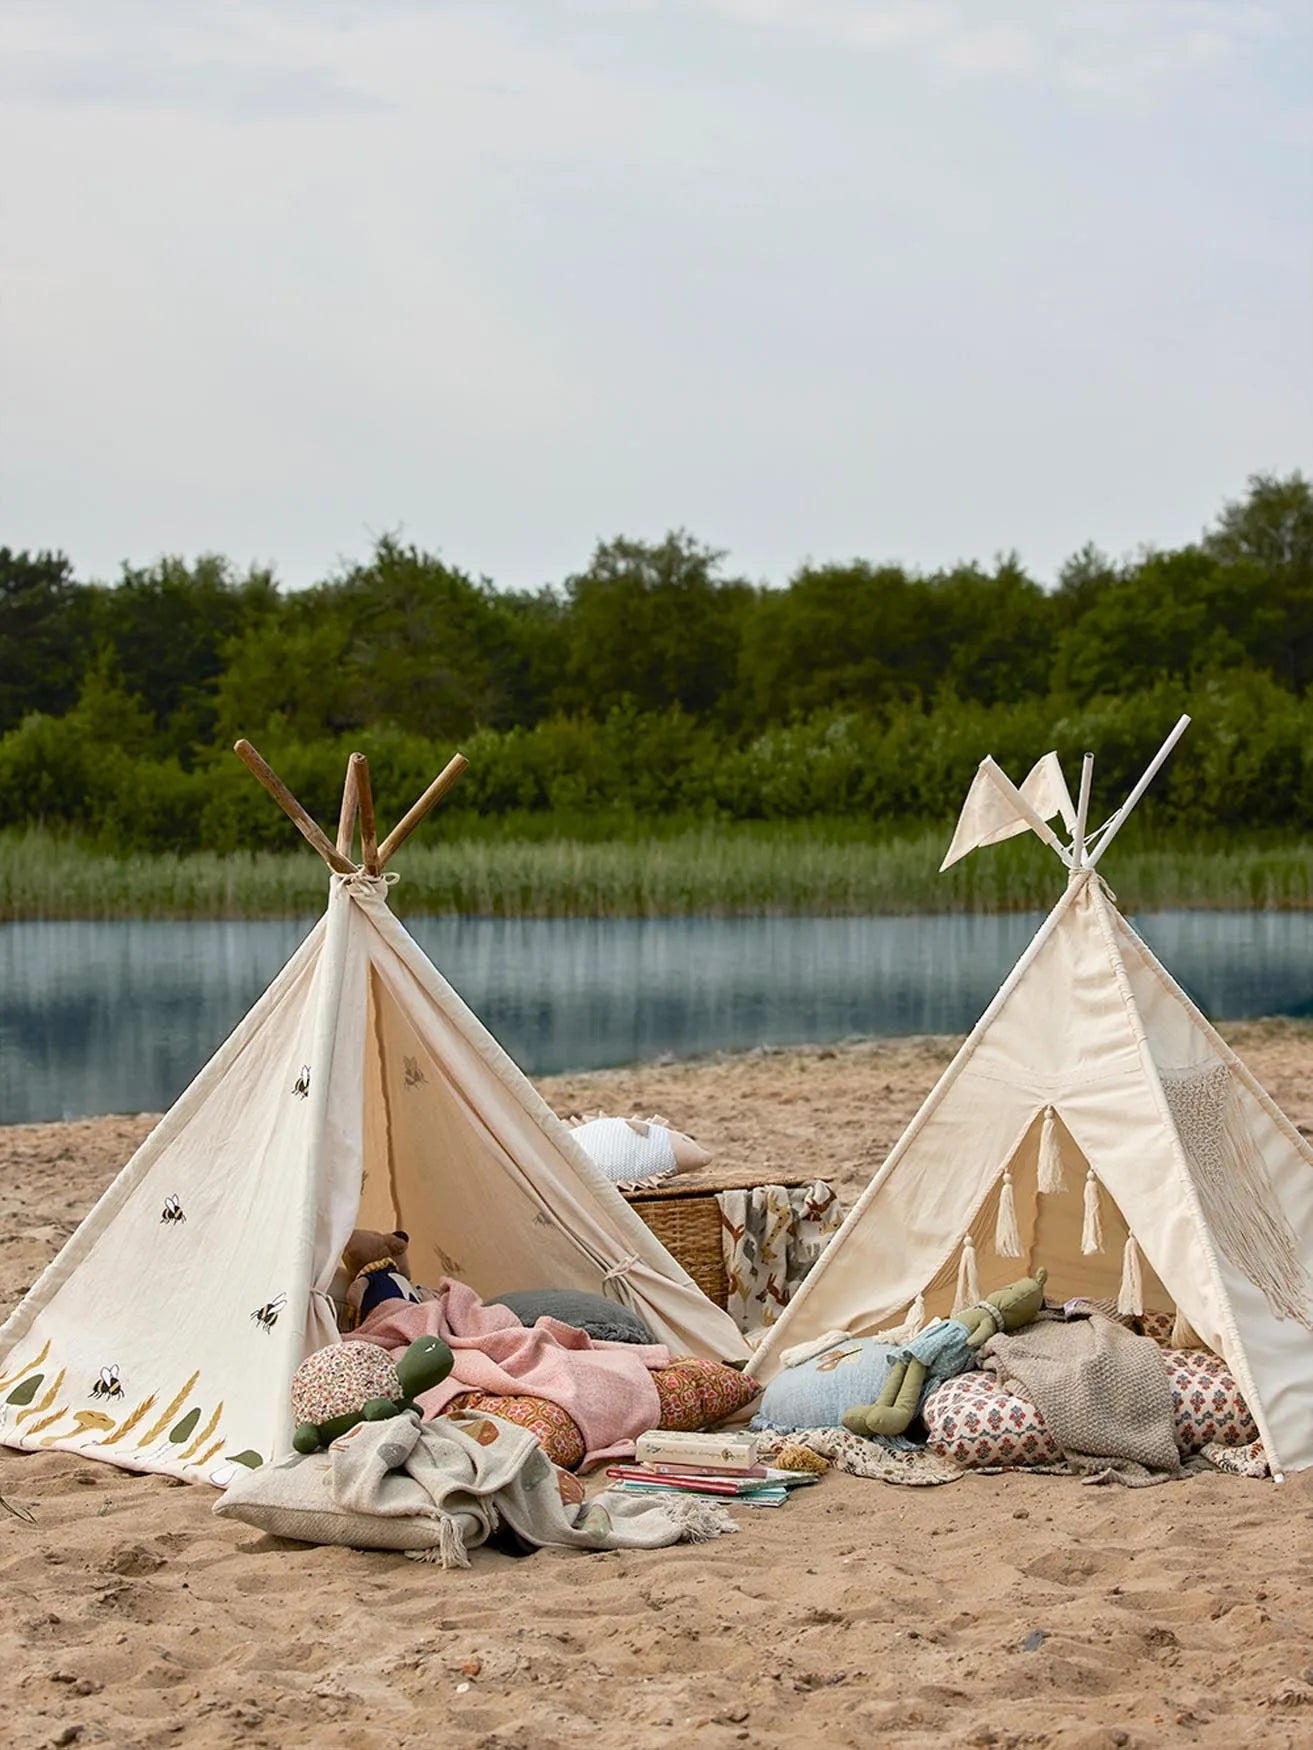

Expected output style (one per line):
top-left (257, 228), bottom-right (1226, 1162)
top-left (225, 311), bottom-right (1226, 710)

top-left (567, 1116), bottom-right (712, 1185)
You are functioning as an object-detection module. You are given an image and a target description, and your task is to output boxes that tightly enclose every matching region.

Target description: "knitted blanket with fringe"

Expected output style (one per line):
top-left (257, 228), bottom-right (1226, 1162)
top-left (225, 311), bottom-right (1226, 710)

top-left (217, 1410), bottom-right (737, 1566)
top-left (979, 1308), bottom-right (1182, 1487)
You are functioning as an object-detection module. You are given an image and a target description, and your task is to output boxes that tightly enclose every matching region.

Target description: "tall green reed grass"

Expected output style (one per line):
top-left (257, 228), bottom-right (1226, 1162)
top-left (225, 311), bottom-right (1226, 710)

top-left (1, 824), bottom-right (1309, 920)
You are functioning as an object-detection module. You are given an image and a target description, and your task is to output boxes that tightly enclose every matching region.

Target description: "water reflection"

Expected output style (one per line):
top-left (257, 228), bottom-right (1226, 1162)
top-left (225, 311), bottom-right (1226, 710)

top-left (0, 911), bottom-right (1308, 1124)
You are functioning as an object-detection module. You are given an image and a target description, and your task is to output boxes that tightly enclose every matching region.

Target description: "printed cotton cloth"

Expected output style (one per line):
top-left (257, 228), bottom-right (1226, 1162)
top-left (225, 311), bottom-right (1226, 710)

top-left (720, 1181), bottom-right (844, 1337)
top-left (216, 1409), bottom-right (738, 1563)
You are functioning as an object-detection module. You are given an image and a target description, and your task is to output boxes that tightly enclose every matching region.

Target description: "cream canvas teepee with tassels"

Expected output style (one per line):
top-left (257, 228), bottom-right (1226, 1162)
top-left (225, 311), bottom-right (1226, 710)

top-left (749, 717), bottom-right (1313, 1478)
top-left (0, 745), bottom-right (748, 1487)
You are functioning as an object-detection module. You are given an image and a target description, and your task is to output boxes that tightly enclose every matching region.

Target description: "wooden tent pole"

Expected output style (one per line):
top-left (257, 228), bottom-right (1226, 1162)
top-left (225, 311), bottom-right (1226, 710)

top-left (336, 755), bottom-right (361, 860)
top-left (354, 754), bottom-right (381, 876)
top-left (378, 752), bottom-right (469, 867)
top-left (233, 739), bottom-right (356, 875)
top-left (1087, 714), bottom-right (1191, 871)
top-left (1070, 752), bottom-right (1094, 870)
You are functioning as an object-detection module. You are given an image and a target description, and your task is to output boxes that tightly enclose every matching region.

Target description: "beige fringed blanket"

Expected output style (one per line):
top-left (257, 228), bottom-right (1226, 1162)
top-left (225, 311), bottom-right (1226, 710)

top-left (979, 1307), bottom-right (1183, 1487)
top-left (215, 1410), bottom-right (737, 1565)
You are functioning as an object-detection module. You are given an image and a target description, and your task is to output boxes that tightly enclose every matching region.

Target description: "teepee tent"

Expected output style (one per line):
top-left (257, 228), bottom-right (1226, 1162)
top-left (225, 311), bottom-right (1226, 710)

top-left (750, 717), bottom-right (1313, 1478)
top-left (0, 745), bottom-right (747, 1486)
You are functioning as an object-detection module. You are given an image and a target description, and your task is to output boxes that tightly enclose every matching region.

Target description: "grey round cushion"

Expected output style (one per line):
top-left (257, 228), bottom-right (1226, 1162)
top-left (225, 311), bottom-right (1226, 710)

top-left (488, 1289), bottom-right (656, 1345)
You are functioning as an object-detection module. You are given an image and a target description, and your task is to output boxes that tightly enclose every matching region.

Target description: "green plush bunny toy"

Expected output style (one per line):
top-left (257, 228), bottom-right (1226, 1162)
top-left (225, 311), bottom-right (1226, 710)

top-left (291, 1335), bottom-right (454, 1454)
top-left (842, 1267), bottom-right (1048, 1440)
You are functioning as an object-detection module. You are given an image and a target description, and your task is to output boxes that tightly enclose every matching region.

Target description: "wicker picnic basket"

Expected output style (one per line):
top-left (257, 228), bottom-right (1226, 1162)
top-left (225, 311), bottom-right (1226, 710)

top-left (622, 1166), bottom-right (817, 1309)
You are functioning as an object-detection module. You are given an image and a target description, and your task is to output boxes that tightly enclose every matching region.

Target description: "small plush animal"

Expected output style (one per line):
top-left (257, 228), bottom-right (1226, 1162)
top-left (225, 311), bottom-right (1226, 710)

top-left (290, 1336), bottom-right (454, 1454)
top-left (331, 1229), bottom-right (427, 1331)
top-left (842, 1268), bottom-right (1049, 1439)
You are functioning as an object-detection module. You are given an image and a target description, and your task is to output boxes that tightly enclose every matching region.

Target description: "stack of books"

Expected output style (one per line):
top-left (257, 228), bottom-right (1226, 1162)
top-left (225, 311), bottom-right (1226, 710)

top-left (605, 1430), bottom-right (820, 1509)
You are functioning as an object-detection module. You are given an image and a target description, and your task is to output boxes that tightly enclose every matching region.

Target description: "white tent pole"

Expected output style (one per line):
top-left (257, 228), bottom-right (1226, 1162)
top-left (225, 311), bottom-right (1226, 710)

top-left (1086, 714), bottom-right (1190, 870)
top-left (981, 758), bottom-right (1073, 866)
top-left (1070, 753), bottom-right (1094, 869)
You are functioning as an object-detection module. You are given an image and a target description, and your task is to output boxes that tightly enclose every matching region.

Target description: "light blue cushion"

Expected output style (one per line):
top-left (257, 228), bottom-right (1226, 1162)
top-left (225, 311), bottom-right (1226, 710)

top-left (750, 1337), bottom-right (899, 1432)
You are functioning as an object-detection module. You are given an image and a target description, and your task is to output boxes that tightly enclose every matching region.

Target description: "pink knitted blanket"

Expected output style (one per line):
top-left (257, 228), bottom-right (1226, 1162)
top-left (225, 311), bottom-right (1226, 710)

top-left (352, 1280), bottom-right (670, 1466)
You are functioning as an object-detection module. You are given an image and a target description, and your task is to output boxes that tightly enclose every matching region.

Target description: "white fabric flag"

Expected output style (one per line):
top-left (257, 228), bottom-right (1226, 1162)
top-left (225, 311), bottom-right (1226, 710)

top-left (940, 751), bottom-right (1075, 871)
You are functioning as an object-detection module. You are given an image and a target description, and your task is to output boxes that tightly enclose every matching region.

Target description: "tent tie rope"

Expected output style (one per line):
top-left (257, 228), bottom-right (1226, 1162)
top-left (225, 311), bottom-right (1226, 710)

top-left (333, 870), bottom-right (400, 899)
top-left (602, 1253), bottom-right (641, 1286)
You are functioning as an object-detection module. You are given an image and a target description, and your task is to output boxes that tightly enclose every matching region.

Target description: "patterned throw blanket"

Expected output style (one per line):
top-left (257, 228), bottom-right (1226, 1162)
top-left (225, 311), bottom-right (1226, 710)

top-left (980, 1307), bottom-right (1183, 1486)
top-left (215, 1411), bottom-right (737, 1566)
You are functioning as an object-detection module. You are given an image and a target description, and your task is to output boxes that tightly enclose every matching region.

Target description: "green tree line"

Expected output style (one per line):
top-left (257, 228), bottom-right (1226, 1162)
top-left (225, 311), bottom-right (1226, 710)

top-left (2, 472), bottom-right (1311, 852)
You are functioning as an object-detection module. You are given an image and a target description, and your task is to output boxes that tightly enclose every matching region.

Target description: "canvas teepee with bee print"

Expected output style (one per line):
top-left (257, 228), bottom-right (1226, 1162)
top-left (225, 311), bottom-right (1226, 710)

top-left (0, 746), bottom-right (748, 1486)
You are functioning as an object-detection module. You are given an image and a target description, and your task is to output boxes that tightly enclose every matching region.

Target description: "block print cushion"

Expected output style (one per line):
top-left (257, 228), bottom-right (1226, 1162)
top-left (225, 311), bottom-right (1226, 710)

top-left (444, 1392), bottom-right (586, 1471)
top-left (652, 1358), bottom-right (762, 1430)
top-left (923, 1350), bottom-right (1259, 1470)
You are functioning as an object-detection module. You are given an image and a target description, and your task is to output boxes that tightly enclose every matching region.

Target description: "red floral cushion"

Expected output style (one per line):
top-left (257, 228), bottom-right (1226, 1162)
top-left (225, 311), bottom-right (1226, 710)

top-left (923, 1350), bottom-right (1259, 1470)
top-left (651, 1358), bottom-right (761, 1431)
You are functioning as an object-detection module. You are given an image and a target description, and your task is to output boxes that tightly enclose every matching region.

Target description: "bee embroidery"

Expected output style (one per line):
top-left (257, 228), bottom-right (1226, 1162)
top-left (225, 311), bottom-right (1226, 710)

top-left (251, 1294), bottom-right (287, 1332)
top-left (292, 1065), bottom-right (311, 1099)
top-left (92, 1365), bottom-right (124, 1400)
top-left (160, 1195), bottom-right (186, 1224)
top-left (403, 1055), bottom-right (427, 1090)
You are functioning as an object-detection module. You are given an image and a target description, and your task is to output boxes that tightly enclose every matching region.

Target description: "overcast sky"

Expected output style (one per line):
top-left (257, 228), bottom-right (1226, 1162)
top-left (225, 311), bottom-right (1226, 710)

top-left (3, 0), bottom-right (1310, 593)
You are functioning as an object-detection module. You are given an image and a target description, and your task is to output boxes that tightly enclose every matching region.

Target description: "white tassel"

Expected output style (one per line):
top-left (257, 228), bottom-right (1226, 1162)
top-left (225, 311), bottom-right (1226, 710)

top-left (1170, 1306), bottom-right (1202, 1349)
top-left (1081, 1168), bottom-right (1104, 1256)
top-left (954, 1234), bottom-right (980, 1309)
top-left (1037, 1107), bottom-right (1065, 1195)
top-left (1117, 1236), bottom-right (1144, 1316)
top-left (905, 1292), bottom-right (926, 1337)
top-left (994, 1169), bottom-right (1022, 1258)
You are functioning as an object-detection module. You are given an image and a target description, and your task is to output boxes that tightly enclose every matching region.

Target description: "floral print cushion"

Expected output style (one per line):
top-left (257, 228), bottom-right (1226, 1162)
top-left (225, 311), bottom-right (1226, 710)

top-left (923, 1349), bottom-right (1258, 1469)
top-left (923, 1370), bottom-right (1061, 1468)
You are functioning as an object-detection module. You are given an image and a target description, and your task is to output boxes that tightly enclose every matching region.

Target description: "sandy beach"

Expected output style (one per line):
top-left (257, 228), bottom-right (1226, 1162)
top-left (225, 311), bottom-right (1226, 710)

top-left (2, 1023), bottom-right (1312, 1749)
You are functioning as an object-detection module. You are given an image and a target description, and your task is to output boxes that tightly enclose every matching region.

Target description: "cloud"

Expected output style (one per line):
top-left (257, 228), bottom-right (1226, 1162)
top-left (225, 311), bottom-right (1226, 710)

top-left (701, 0), bottom-right (1307, 99)
top-left (1, 46), bottom-right (388, 119)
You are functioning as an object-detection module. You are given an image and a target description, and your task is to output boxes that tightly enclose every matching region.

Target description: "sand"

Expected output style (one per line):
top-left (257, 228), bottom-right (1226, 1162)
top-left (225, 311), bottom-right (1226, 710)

top-left (2, 1022), bottom-right (1312, 1749)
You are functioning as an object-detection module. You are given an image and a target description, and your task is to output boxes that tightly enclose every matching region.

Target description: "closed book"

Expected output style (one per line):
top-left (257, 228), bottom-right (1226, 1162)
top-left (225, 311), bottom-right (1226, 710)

top-left (647, 1460), bottom-right (769, 1480)
top-left (634, 1429), bottom-right (759, 1471)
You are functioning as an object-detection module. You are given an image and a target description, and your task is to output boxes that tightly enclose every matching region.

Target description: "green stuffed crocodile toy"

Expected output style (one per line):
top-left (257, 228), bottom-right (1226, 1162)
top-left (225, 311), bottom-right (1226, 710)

top-left (291, 1335), bottom-right (455, 1454)
top-left (842, 1267), bottom-right (1048, 1440)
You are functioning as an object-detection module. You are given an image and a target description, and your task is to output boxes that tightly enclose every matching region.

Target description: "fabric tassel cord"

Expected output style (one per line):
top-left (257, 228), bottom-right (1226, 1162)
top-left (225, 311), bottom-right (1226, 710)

top-left (1118, 1236), bottom-right (1144, 1317)
top-left (1037, 1107), bottom-right (1065, 1195)
top-left (1081, 1169), bottom-right (1104, 1256)
top-left (955, 1235), bottom-right (980, 1308)
top-left (994, 1169), bottom-right (1022, 1258)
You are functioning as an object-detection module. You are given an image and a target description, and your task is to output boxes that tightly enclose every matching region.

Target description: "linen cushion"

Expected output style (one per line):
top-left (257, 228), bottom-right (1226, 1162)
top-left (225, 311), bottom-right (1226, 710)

top-left (750, 1336), bottom-right (898, 1433)
top-left (567, 1116), bottom-right (712, 1184)
top-left (487, 1289), bottom-right (656, 1346)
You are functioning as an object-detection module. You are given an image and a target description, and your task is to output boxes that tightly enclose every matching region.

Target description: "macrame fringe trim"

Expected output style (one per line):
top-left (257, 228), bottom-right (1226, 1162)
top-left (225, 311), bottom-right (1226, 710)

top-left (1081, 1168), bottom-right (1104, 1256)
top-left (1117, 1235), bottom-right (1144, 1317)
top-left (994, 1169), bottom-right (1022, 1258)
top-left (955, 1234), bottom-right (980, 1308)
top-left (1037, 1106), bottom-right (1065, 1195)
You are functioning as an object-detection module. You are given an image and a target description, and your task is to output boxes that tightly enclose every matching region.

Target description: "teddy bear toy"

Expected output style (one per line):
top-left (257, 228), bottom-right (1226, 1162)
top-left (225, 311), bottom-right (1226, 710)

top-left (331, 1228), bottom-right (430, 1332)
top-left (841, 1267), bottom-right (1048, 1440)
top-left (290, 1335), bottom-right (454, 1454)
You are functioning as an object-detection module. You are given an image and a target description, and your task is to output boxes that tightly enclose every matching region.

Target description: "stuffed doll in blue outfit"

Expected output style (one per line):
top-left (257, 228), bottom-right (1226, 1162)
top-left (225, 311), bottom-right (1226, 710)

top-left (842, 1267), bottom-right (1048, 1439)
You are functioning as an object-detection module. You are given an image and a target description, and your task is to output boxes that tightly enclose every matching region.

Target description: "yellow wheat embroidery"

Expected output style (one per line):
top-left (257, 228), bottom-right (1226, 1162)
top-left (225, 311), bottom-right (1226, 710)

top-left (177, 1403), bottom-right (223, 1463)
top-left (137, 1373), bottom-right (201, 1448)
top-left (24, 1408), bottom-right (69, 1439)
top-left (0, 1339), bottom-right (51, 1395)
top-left (103, 1395), bottom-right (157, 1446)
top-left (16, 1369), bottom-right (66, 1424)
top-left (193, 1439), bottom-right (224, 1468)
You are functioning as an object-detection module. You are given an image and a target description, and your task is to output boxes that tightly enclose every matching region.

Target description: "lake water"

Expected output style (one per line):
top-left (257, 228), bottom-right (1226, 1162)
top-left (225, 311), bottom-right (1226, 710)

top-left (1, 911), bottom-right (1309, 1125)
